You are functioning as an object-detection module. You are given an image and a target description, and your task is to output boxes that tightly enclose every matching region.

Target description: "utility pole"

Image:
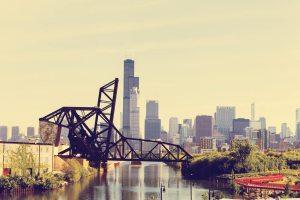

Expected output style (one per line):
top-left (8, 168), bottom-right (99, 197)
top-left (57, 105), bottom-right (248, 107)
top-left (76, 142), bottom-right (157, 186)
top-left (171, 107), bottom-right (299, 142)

top-left (190, 182), bottom-right (192, 200)
top-left (160, 184), bottom-right (165, 200)
top-left (190, 181), bottom-right (194, 200)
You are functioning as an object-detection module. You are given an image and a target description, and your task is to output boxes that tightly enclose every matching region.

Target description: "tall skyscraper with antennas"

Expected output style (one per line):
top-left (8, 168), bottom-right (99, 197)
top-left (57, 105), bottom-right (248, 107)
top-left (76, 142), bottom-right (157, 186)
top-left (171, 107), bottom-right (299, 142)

top-left (123, 59), bottom-right (139, 138)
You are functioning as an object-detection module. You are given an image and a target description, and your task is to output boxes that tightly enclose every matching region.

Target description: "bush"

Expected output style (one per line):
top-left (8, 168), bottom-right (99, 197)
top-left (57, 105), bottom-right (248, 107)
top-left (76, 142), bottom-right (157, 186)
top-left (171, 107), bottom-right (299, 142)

top-left (63, 159), bottom-right (91, 182)
top-left (0, 177), bottom-right (17, 191)
top-left (33, 173), bottom-right (64, 190)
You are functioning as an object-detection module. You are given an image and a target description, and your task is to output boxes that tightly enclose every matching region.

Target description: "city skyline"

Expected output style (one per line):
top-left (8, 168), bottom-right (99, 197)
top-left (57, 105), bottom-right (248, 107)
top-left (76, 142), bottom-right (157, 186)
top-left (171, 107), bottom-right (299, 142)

top-left (1, 1), bottom-right (300, 131)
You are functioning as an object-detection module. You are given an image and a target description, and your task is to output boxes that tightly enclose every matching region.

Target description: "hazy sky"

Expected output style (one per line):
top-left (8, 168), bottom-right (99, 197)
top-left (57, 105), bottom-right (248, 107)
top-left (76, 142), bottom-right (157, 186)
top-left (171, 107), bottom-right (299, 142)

top-left (1, 0), bottom-right (300, 134)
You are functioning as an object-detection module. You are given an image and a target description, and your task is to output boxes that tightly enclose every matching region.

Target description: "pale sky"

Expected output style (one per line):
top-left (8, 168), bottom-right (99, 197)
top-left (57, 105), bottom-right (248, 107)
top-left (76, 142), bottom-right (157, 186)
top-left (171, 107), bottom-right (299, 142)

top-left (0, 0), bottom-right (300, 134)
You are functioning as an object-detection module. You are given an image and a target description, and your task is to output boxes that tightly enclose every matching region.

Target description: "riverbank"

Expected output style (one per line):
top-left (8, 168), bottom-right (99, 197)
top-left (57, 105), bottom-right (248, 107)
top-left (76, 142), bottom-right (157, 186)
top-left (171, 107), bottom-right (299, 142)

top-left (181, 140), bottom-right (300, 198)
top-left (0, 160), bottom-right (116, 194)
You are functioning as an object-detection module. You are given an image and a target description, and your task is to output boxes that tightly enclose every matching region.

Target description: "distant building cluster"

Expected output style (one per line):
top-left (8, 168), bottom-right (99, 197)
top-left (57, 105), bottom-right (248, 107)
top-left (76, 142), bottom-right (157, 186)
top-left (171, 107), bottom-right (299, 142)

top-left (0, 126), bottom-right (39, 143)
top-left (120, 59), bottom-right (300, 154)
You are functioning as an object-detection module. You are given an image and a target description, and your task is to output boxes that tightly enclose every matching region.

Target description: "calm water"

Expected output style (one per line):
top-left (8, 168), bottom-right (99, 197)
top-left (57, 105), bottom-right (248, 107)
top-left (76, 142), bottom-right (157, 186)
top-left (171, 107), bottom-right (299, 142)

top-left (3, 162), bottom-right (231, 200)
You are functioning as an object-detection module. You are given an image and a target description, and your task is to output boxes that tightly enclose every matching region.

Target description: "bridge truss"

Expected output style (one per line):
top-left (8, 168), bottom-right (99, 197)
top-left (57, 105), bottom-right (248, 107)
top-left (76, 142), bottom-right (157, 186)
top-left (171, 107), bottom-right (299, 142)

top-left (39, 79), bottom-right (192, 168)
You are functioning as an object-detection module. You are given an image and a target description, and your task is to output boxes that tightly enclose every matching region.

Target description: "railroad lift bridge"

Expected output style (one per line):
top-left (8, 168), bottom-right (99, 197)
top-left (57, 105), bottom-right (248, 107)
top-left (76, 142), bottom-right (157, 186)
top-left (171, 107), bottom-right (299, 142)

top-left (39, 78), bottom-right (192, 170)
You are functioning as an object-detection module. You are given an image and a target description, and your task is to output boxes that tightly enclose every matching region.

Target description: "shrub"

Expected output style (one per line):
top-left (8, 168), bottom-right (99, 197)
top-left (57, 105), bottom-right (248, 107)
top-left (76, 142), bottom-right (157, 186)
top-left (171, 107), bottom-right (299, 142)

top-left (0, 177), bottom-right (17, 191)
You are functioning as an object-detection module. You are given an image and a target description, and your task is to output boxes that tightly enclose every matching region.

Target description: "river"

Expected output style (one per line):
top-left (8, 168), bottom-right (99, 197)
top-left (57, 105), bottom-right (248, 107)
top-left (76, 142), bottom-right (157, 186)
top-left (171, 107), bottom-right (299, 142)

top-left (3, 162), bottom-right (231, 200)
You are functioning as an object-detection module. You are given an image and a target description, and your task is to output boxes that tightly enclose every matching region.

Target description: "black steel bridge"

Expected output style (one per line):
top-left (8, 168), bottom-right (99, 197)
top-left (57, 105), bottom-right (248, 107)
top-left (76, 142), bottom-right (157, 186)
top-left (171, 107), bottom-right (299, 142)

top-left (39, 78), bottom-right (192, 168)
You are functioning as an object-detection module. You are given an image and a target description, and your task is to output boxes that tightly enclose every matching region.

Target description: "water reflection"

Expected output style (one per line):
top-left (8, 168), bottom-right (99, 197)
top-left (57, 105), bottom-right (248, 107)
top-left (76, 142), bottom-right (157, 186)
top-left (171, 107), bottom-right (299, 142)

top-left (1, 162), bottom-right (226, 200)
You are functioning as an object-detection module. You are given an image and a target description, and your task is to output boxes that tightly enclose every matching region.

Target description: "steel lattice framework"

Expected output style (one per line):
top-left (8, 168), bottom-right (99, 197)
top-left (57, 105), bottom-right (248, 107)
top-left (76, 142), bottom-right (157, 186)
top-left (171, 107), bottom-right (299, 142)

top-left (39, 78), bottom-right (192, 167)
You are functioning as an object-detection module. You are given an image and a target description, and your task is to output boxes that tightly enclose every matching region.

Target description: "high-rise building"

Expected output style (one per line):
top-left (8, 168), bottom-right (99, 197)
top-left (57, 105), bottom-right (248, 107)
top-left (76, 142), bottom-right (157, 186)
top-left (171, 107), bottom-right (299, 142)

top-left (195, 115), bottom-right (213, 143)
top-left (296, 123), bottom-right (300, 141)
top-left (257, 129), bottom-right (270, 151)
top-left (11, 126), bottom-right (20, 142)
top-left (232, 118), bottom-right (250, 137)
top-left (0, 126), bottom-right (8, 141)
top-left (146, 100), bottom-right (158, 119)
top-left (122, 59), bottom-right (139, 138)
top-left (250, 120), bottom-right (262, 130)
top-left (183, 119), bottom-right (193, 137)
top-left (26, 127), bottom-right (35, 137)
top-left (179, 124), bottom-right (189, 146)
top-left (168, 117), bottom-right (179, 142)
top-left (144, 101), bottom-right (161, 140)
top-left (161, 130), bottom-right (168, 142)
top-left (296, 108), bottom-right (300, 123)
top-left (296, 108), bottom-right (300, 141)
top-left (251, 103), bottom-right (255, 121)
top-left (215, 106), bottom-right (235, 138)
top-left (259, 117), bottom-right (266, 130)
top-left (129, 87), bottom-right (140, 139)
top-left (280, 123), bottom-right (288, 139)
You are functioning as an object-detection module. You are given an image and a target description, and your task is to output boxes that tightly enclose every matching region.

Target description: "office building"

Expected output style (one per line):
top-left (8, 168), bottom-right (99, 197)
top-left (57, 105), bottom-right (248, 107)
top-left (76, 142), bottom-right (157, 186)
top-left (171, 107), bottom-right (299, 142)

top-left (280, 123), bottom-right (288, 139)
top-left (122, 59), bottom-right (139, 138)
top-left (195, 115), bottom-right (213, 143)
top-left (296, 108), bottom-right (300, 141)
top-left (251, 103), bottom-right (255, 121)
top-left (129, 87), bottom-right (140, 139)
top-left (0, 126), bottom-right (8, 141)
top-left (144, 101), bottom-right (161, 140)
top-left (183, 119), bottom-right (193, 137)
top-left (161, 130), bottom-right (168, 143)
top-left (179, 124), bottom-right (189, 146)
top-left (27, 127), bottom-right (35, 137)
top-left (257, 129), bottom-right (270, 151)
top-left (198, 137), bottom-right (217, 153)
top-left (259, 117), bottom-right (266, 130)
top-left (168, 117), bottom-right (179, 142)
top-left (297, 123), bottom-right (300, 141)
top-left (250, 120), bottom-right (262, 130)
top-left (232, 118), bottom-right (250, 137)
top-left (11, 126), bottom-right (20, 142)
top-left (215, 106), bottom-right (235, 138)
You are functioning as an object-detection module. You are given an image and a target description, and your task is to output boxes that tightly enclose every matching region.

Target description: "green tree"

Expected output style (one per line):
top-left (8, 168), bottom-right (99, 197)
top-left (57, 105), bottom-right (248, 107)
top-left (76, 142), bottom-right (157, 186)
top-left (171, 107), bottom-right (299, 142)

top-left (8, 145), bottom-right (37, 176)
top-left (230, 139), bottom-right (254, 162)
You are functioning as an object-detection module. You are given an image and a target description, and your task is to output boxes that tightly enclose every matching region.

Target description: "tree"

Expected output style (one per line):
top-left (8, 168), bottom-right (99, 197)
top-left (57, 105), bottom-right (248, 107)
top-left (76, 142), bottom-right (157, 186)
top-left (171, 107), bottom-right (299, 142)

top-left (8, 144), bottom-right (37, 176)
top-left (230, 139), bottom-right (254, 162)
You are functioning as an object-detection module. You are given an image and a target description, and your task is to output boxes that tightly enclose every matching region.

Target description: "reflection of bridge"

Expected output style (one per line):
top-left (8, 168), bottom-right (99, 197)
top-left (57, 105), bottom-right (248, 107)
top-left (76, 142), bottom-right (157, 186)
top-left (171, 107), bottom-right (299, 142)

top-left (39, 79), bottom-right (192, 168)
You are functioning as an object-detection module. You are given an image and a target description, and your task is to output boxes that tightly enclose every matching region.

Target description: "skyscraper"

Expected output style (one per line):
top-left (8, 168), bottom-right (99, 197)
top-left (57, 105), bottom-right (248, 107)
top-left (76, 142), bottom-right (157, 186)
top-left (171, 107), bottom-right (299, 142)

top-left (232, 118), bottom-right (250, 137)
top-left (179, 124), bottom-right (189, 146)
top-left (195, 115), bottom-right (213, 143)
top-left (183, 118), bottom-right (193, 137)
top-left (280, 123), bottom-right (288, 139)
top-left (296, 108), bottom-right (300, 123)
top-left (0, 126), bottom-right (8, 141)
top-left (296, 123), bottom-right (300, 141)
top-left (251, 103), bottom-right (255, 121)
top-left (11, 126), bottom-right (20, 141)
top-left (259, 117), bottom-right (266, 130)
top-left (122, 59), bottom-right (139, 137)
top-left (296, 108), bottom-right (300, 141)
top-left (129, 87), bottom-right (140, 139)
top-left (144, 101), bottom-right (161, 140)
top-left (27, 127), bottom-right (35, 137)
top-left (168, 117), bottom-right (179, 142)
top-left (215, 106), bottom-right (235, 138)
